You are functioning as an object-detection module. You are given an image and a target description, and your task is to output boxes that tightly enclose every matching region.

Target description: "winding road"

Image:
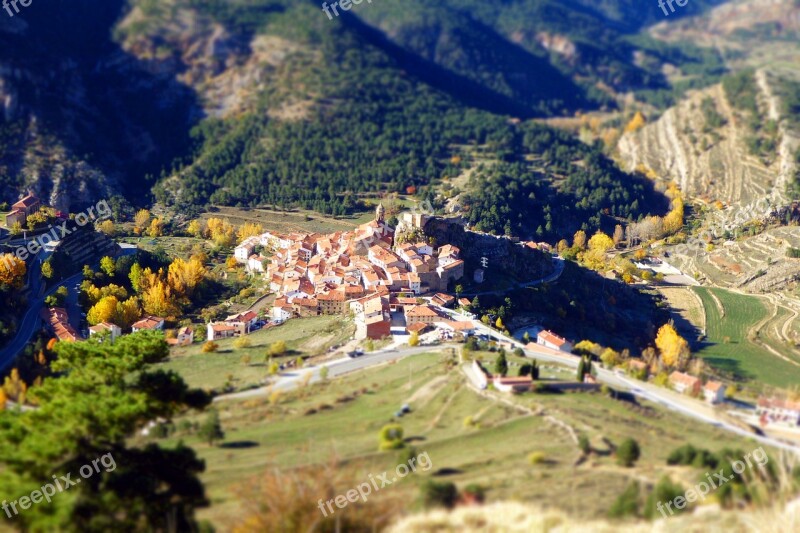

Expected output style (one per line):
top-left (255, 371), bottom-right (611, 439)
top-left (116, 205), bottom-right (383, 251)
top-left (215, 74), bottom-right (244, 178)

top-left (0, 244), bottom-right (137, 372)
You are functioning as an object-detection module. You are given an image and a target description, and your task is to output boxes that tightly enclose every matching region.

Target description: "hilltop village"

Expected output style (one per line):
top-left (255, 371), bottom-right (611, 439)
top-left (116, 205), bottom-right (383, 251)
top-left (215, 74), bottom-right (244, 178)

top-left (220, 205), bottom-right (467, 341)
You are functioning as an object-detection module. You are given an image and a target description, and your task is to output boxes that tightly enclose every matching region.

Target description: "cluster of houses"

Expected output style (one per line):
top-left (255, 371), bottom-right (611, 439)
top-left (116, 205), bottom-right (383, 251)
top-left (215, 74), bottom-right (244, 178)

top-left (756, 397), bottom-right (800, 428)
top-left (207, 310), bottom-right (259, 341)
top-left (40, 306), bottom-right (171, 345)
top-left (233, 205), bottom-right (466, 340)
top-left (668, 371), bottom-right (727, 404)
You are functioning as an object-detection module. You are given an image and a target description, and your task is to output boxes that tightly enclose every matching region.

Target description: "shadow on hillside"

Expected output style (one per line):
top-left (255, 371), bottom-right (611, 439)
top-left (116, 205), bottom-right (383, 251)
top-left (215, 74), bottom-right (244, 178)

top-left (220, 440), bottom-right (259, 449)
top-left (0, 0), bottom-right (206, 205)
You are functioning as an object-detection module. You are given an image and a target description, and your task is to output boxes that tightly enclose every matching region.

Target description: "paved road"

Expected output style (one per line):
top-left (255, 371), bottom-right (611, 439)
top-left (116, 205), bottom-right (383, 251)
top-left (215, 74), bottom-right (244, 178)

top-left (435, 305), bottom-right (800, 455)
top-left (215, 345), bottom-right (441, 402)
top-left (460, 257), bottom-right (565, 297)
top-left (0, 270), bottom-right (85, 372)
top-left (0, 244), bottom-right (137, 372)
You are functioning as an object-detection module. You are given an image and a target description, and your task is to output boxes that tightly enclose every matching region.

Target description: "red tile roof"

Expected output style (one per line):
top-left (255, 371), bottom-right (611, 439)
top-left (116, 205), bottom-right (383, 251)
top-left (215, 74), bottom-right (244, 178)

top-left (538, 330), bottom-right (568, 347)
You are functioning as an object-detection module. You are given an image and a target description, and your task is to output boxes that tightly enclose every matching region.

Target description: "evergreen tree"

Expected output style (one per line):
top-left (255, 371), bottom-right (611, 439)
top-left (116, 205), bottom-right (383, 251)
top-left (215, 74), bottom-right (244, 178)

top-left (495, 350), bottom-right (508, 377)
top-left (199, 410), bottom-right (225, 446)
top-left (0, 331), bottom-right (210, 531)
top-left (577, 357), bottom-right (587, 381)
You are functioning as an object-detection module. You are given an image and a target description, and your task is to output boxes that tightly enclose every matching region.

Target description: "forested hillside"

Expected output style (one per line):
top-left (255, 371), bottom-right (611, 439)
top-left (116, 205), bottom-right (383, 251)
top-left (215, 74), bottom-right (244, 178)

top-left (0, 0), bottom-right (729, 236)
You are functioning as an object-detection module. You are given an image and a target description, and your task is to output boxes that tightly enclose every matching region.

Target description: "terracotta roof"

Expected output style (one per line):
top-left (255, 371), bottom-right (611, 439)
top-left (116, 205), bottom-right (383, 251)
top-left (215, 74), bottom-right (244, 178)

top-left (494, 376), bottom-right (533, 385)
top-left (89, 322), bottom-right (118, 333)
top-left (210, 323), bottom-right (239, 332)
top-left (12, 194), bottom-right (39, 209)
top-left (757, 397), bottom-right (800, 411)
top-left (538, 330), bottom-right (568, 347)
top-left (669, 371), bottom-right (700, 387)
top-left (448, 320), bottom-right (475, 331)
top-left (132, 316), bottom-right (163, 330)
top-left (406, 305), bottom-right (440, 318)
top-left (704, 381), bottom-right (725, 392)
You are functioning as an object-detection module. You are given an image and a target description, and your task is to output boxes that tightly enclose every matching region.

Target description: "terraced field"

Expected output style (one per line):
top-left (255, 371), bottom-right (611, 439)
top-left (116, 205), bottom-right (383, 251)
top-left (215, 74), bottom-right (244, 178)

top-left (670, 226), bottom-right (800, 291)
top-left (692, 287), bottom-right (800, 390)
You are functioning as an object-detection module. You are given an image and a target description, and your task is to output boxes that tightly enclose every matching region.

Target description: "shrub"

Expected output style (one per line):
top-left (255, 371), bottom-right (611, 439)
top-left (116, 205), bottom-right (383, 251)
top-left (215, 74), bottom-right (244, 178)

top-left (420, 481), bottom-right (458, 509)
top-left (667, 444), bottom-right (698, 465)
top-left (608, 481), bottom-right (641, 518)
top-left (528, 451), bottom-right (546, 465)
top-left (617, 438), bottom-right (641, 467)
top-left (462, 484), bottom-right (486, 504)
top-left (644, 477), bottom-right (685, 519)
top-left (202, 341), bottom-right (219, 353)
top-left (378, 424), bottom-right (405, 451)
top-left (578, 434), bottom-right (591, 455)
top-left (233, 337), bottom-right (251, 349)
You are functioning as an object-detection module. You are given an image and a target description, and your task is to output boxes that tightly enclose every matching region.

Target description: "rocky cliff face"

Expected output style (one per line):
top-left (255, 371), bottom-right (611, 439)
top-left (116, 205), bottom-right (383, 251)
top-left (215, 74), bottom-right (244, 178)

top-left (422, 217), bottom-right (554, 280)
top-left (0, 0), bottom-right (199, 210)
top-left (618, 74), bottom-right (797, 211)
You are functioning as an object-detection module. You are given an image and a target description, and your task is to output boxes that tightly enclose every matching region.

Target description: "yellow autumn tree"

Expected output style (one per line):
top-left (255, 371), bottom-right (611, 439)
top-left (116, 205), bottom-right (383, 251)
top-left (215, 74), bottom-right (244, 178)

top-left (148, 217), bottom-right (164, 238)
top-left (655, 323), bottom-right (690, 369)
top-left (134, 209), bottom-right (151, 235)
top-left (2, 368), bottom-right (26, 403)
top-left (573, 230), bottom-right (587, 250)
top-left (142, 277), bottom-right (180, 318)
top-left (0, 254), bottom-right (26, 289)
top-left (167, 257), bottom-right (207, 299)
top-left (206, 218), bottom-right (237, 247)
top-left (613, 225), bottom-right (625, 247)
top-left (115, 296), bottom-right (142, 329)
top-left (624, 111), bottom-right (647, 133)
top-left (0, 388), bottom-right (6, 410)
top-left (237, 222), bottom-right (264, 241)
top-left (187, 219), bottom-right (206, 239)
top-left (588, 231), bottom-right (614, 253)
top-left (663, 196), bottom-right (684, 235)
top-left (87, 296), bottom-right (120, 326)
top-left (98, 219), bottom-right (115, 236)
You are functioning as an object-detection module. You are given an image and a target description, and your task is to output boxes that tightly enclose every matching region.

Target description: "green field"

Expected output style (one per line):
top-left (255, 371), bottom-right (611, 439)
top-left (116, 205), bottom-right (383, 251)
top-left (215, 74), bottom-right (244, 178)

top-left (157, 316), bottom-right (354, 392)
top-left (149, 350), bottom-right (759, 529)
top-left (692, 287), bottom-right (800, 389)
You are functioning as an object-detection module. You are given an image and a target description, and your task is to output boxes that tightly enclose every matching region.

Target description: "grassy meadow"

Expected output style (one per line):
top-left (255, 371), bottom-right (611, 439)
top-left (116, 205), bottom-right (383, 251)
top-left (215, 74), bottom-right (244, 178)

top-left (692, 287), bottom-right (800, 389)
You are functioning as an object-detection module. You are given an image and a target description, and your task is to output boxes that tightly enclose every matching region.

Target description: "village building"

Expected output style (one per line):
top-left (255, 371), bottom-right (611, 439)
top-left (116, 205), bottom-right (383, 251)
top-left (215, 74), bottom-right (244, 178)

top-left (88, 322), bottom-right (122, 342)
top-left (703, 381), bottom-right (727, 404)
top-left (493, 375), bottom-right (533, 394)
top-left (669, 371), bottom-right (702, 396)
top-left (243, 205), bottom-right (464, 336)
top-left (132, 316), bottom-right (165, 333)
top-left (5, 193), bottom-right (41, 228)
top-left (41, 308), bottom-right (81, 342)
top-left (756, 397), bottom-right (800, 426)
top-left (537, 330), bottom-right (573, 352)
top-left (207, 322), bottom-right (241, 341)
top-left (405, 304), bottom-right (441, 328)
top-left (173, 326), bottom-right (195, 346)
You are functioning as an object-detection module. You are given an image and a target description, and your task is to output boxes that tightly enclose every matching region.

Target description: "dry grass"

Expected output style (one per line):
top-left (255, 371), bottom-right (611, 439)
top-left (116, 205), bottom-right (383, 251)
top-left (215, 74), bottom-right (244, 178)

top-left (229, 457), bottom-right (403, 533)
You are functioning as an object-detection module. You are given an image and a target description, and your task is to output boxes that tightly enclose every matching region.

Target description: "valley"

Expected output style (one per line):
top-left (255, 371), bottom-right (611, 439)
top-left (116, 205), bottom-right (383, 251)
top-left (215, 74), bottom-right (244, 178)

top-left (1, 0), bottom-right (800, 531)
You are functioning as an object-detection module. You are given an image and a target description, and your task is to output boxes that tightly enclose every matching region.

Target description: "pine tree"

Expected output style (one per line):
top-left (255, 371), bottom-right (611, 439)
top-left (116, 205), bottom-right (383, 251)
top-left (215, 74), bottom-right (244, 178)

top-left (577, 357), bottom-right (587, 382)
top-left (494, 350), bottom-right (508, 377)
top-left (198, 410), bottom-right (225, 446)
